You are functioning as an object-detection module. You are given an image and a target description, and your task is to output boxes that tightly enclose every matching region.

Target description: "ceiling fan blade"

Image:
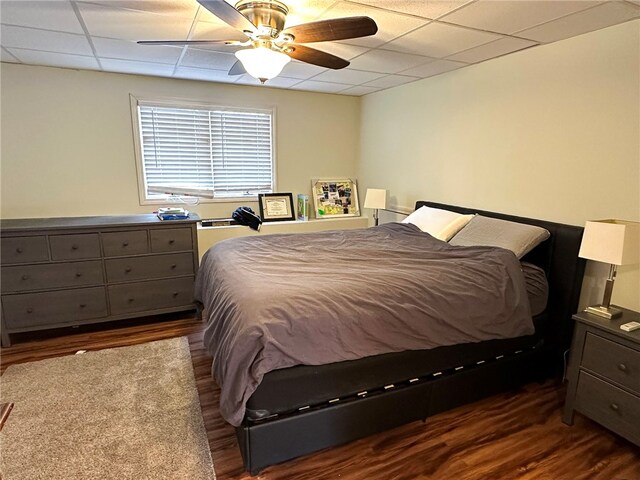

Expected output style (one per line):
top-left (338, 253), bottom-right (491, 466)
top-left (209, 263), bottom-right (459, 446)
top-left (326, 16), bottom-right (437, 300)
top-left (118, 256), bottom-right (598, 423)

top-left (228, 60), bottom-right (247, 76)
top-left (286, 44), bottom-right (349, 70)
top-left (137, 40), bottom-right (246, 46)
top-left (197, 0), bottom-right (257, 33)
top-left (283, 16), bottom-right (377, 44)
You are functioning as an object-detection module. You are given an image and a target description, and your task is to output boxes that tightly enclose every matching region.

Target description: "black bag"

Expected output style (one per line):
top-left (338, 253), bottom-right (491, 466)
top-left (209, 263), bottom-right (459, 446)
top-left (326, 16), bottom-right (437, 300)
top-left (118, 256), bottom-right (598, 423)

top-left (232, 207), bottom-right (262, 231)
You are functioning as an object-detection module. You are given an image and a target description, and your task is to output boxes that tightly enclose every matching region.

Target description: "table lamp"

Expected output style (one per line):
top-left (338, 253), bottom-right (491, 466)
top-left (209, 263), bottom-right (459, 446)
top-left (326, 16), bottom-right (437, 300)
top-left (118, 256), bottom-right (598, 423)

top-left (364, 189), bottom-right (387, 226)
top-left (578, 219), bottom-right (639, 319)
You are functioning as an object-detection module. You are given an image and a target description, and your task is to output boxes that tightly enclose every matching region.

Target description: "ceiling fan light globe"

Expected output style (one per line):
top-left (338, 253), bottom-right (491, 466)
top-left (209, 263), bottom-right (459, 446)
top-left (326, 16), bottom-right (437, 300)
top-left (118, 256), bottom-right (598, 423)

top-left (235, 47), bottom-right (290, 82)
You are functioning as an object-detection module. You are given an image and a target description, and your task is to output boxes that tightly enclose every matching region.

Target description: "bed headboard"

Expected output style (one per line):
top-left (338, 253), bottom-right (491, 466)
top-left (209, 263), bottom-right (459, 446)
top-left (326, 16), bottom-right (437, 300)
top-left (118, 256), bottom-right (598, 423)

top-left (415, 201), bottom-right (586, 359)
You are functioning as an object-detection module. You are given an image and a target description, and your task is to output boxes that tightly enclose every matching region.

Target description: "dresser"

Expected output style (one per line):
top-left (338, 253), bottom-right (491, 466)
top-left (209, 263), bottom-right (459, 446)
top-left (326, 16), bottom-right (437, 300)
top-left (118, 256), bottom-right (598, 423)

top-left (562, 308), bottom-right (640, 446)
top-left (0, 214), bottom-right (200, 347)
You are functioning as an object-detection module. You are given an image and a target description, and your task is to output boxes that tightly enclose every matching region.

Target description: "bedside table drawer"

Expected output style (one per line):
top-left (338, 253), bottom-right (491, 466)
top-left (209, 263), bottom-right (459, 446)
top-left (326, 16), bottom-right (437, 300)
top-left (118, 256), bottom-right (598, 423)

top-left (575, 371), bottom-right (640, 446)
top-left (583, 333), bottom-right (640, 395)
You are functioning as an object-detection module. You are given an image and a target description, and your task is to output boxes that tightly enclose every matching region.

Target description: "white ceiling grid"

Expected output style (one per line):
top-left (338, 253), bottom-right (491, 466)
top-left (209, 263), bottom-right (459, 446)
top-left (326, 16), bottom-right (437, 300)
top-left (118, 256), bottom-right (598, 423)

top-left (0, 0), bottom-right (638, 96)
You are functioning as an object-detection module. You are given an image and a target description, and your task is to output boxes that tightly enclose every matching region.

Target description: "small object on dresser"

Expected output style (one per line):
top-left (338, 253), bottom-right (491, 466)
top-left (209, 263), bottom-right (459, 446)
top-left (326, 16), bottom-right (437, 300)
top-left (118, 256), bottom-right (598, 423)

top-left (620, 321), bottom-right (640, 332)
top-left (157, 207), bottom-right (189, 220)
top-left (297, 194), bottom-right (309, 221)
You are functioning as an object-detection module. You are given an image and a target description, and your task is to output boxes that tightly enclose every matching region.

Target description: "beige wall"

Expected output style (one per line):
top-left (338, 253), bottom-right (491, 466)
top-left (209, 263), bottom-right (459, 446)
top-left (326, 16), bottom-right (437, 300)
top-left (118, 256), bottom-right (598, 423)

top-left (0, 64), bottom-right (360, 220)
top-left (359, 20), bottom-right (640, 310)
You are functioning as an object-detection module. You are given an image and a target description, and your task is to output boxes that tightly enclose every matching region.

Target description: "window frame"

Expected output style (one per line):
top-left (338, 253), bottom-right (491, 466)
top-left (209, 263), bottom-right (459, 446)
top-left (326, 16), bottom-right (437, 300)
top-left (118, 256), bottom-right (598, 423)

top-left (129, 95), bottom-right (278, 205)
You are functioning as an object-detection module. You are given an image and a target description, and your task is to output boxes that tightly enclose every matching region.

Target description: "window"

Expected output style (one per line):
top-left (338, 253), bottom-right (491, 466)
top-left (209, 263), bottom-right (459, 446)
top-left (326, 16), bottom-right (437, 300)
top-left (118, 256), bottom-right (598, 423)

top-left (132, 98), bottom-right (275, 202)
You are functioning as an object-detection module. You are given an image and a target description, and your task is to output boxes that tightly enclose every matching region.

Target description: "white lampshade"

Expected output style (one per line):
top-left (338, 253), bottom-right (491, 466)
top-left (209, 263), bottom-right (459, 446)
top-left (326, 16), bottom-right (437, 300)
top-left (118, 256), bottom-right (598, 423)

top-left (364, 188), bottom-right (387, 210)
top-left (235, 47), bottom-right (291, 82)
top-left (578, 219), bottom-right (639, 266)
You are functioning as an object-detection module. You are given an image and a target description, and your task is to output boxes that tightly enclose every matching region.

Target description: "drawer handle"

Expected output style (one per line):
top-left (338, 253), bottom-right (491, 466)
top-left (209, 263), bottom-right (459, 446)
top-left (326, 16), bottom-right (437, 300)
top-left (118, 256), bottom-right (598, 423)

top-left (79, 303), bottom-right (86, 309)
top-left (128, 298), bottom-right (135, 303)
top-left (122, 241), bottom-right (129, 247)
top-left (618, 363), bottom-right (628, 372)
top-left (170, 264), bottom-right (177, 269)
top-left (75, 272), bottom-right (83, 278)
top-left (172, 292), bottom-right (179, 297)
top-left (610, 403), bottom-right (620, 412)
top-left (26, 307), bottom-right (33, 314)
top-left (125, 267), bottom-right (132, 273)
top-left (168, 239), bottom-right (175, 245)
top-left (16, 247), bottom-right (23, 254)
top-left (21, 274), bottom-right (29, 281)
top-left (71, 245), bottom-right (79, 250)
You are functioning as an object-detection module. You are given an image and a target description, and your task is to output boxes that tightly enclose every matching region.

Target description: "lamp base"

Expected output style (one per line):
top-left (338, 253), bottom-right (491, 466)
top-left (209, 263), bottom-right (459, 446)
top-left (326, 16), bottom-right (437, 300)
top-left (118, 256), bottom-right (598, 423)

top-left (584, 305), bottom-right (623, 319)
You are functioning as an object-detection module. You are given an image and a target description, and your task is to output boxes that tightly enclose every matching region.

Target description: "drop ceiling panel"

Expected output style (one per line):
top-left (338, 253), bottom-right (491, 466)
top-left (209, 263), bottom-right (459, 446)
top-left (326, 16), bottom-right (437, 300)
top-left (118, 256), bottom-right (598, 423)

top-left (321, 2), bottom-right (429, 47)
top-left (0, 1), bottom-right (84, 34)
top-left (0, 25), bottom-right (93, 55)
top-left (1, 47), bottom-right (20, 63)
top-left (279, 0), bottom-right (340, 27)
top-left (93, 37), bottom-right (183, 64)
top-left (100, 58), bottom-right (176, 76)
top-left (349, 0), bottom-right (473, 20)
top-left (174, 65), bottom-right (234, 82)
top-left (279, 60), bottom-right (328, 79)
top-left (7, 48), bottom-right (100, 69)
top-left (180, 47), bottom-right (238, 70)
top-left (312, 67), bottom-right (385, 84)
top-left (82, 0), bottom-right (200, 19)
top-left (291, 79), bottom-right (351, 92)
top-left (400, 58), bottom-right (466, 78)
top-left (446, 37), bottom-right (538, 64)
top-left (190, 20), bottom-right (249, 43)
top-left (77, 2), bottom-right (193, 41)
top-left (339, 85), bottom-right (382, 96)
top-left (348, 48), bottom-right (435, 74)
top-left (384, 21), bottom-right (503, 57)
top-left (516, 2), bottom-right (640, 43)
top-left (441, 0), bottom-right (601, 34)
top-left (363, 74), bottom-right (420, 88)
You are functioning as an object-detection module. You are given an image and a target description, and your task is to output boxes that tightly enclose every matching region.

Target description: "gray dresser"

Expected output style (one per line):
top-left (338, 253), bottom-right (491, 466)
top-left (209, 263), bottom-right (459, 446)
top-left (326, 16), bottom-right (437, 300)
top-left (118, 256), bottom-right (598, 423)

top-left (0, 214), bottom-right (200, 347)
top-left (562, 308), bottom-right (640, 447)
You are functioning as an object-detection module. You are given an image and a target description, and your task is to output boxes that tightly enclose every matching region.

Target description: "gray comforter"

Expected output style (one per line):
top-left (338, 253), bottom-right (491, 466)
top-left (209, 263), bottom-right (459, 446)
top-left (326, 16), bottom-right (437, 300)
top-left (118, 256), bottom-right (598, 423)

top-left (195, 222), bottom-right (533, 426)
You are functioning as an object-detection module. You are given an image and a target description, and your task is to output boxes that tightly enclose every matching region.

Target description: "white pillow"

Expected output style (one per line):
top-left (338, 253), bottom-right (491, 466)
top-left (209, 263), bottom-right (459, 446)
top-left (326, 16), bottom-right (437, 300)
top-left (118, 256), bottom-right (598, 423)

top-left (402, 206), bottom-right (474, 241)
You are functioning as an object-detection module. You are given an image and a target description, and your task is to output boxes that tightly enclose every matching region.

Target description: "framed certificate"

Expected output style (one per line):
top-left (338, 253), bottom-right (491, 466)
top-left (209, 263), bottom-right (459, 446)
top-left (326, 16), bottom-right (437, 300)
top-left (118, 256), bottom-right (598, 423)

top-left (258, 193), bottom-right (295, 222)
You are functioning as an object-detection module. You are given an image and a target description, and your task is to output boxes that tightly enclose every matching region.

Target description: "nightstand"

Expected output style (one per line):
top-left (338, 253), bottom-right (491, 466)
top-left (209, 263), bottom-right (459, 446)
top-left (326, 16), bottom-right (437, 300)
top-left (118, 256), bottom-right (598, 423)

top-left (562, 307), bottom-right (640, 446)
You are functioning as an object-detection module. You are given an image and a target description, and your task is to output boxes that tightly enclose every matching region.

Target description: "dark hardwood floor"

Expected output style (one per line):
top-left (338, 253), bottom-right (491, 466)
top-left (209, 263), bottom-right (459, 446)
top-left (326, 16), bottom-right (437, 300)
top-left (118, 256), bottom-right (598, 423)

top-left (1, 317), bottom-right (639, 479)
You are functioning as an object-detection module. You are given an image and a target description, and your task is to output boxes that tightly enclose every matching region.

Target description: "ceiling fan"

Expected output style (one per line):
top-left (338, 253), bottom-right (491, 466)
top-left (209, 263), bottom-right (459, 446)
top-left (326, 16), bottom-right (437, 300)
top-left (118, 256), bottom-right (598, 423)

top-left (138, 0), bottom-right (378, 83)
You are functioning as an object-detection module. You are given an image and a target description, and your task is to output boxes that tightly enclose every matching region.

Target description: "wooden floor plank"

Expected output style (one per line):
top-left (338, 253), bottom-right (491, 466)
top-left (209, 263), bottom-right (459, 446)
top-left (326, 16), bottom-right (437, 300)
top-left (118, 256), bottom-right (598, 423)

top-left (1, 317), bottom-right (638, 479)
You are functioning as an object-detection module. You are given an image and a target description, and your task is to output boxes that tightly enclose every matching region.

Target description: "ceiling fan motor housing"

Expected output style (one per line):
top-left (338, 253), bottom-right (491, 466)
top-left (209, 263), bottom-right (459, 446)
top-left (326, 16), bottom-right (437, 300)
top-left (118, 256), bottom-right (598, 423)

top-left (235, 0), bottom-right (289, 35)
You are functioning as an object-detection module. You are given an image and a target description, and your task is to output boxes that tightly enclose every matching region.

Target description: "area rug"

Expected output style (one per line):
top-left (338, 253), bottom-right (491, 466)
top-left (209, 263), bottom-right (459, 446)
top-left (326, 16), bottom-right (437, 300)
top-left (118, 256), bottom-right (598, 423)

top-left (0, 337), bottom-right (215, 480)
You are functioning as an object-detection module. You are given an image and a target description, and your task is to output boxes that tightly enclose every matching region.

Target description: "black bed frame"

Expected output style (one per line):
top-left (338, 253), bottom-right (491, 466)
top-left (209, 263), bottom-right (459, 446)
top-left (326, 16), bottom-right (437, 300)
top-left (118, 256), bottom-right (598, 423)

top-left (235, 201), bottom-right (586, 475)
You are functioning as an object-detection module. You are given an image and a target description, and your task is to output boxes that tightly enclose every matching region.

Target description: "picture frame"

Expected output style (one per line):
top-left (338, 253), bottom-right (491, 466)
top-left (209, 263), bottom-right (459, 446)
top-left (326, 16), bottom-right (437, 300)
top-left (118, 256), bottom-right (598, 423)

top-left (311, 178), bottom-right (360, 219)
top-left (258, 193), bottom-right (295, 222)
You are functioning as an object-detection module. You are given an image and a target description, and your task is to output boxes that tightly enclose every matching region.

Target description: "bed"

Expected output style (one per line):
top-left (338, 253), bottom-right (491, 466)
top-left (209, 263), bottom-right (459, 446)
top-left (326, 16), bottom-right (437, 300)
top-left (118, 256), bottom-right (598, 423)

top-left (195, 201), bottom-right (585, 474)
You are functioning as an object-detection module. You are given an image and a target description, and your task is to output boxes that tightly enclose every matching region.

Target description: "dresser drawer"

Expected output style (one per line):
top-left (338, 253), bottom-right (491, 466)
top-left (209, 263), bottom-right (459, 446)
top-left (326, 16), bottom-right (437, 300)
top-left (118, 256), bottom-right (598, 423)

top-left (49, 234), bottom-right (101, 260)
top-left (575, 371), bottom-right (640, 445)
top-left (102, 230), bottom-right (148, 257)
top-left (108, 277), bottom-right (194, 315)
top-left (105, 252), bottom-right (194, 283)
top-left (583, 333), bottom-right (640, 395)
top-left (150, 228), bottom-right (193, 253)
top-left (2, 287), bottom-right (107, 329)
top-left (1, 261), bottom-right (104, 293)
top-left (1, 236), bottom-right (49, 264)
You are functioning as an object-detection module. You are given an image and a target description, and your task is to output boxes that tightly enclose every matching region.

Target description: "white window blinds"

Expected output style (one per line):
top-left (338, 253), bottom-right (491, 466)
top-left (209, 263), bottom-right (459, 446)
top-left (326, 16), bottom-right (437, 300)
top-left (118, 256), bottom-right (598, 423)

top-left (137, 103), bottom-right (274, 199)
